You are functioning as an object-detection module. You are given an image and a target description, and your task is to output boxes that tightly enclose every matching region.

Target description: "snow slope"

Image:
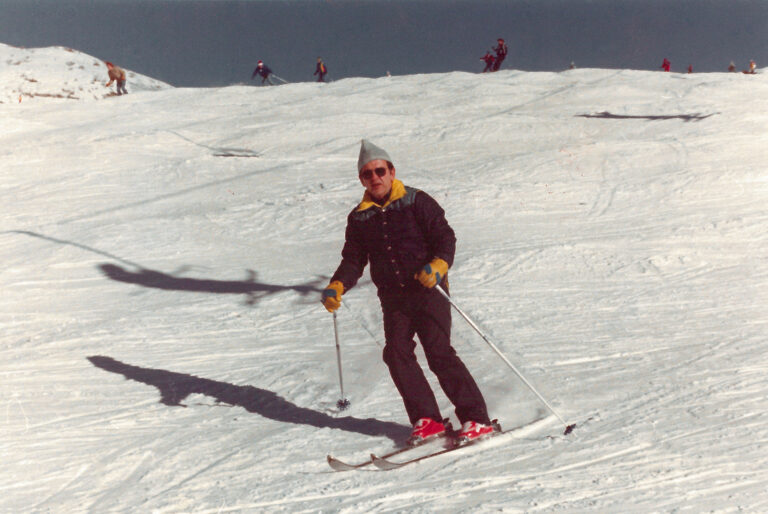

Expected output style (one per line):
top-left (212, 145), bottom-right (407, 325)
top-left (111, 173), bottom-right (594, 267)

top-left (0, 43), bottom-right (169, 104)
top-left (2, 49), bottom-right (767, 512)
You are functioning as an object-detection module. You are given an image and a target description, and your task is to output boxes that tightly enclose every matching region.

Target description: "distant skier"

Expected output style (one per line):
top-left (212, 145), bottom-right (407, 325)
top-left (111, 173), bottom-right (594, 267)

top-left (660, 58), bottom-right (671, 72)
top-left (492, 38), bottom-right (508, 71)
top-left (251, 60), bottom-right (276, 85)
top-left (480, 51), bottom-right (495, 73)
top-left (314, 57), bottom-right (328, 82)
top-left (105, 61), bottom-right (128, 95)
top-left (687, 64), bottom-right (693, 74)
top-left (728, 61), bottom-right (736, 72)
top-left (741, 60), bottom-right (757, 74)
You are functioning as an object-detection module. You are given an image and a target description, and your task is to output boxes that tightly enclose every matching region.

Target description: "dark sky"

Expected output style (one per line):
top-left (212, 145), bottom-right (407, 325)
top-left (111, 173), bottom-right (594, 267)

top-left (1, 0), bottom-right (766, 86)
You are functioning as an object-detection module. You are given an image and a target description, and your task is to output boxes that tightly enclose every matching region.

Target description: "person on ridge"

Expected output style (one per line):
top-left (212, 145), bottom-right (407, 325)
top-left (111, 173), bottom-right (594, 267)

top-left (321, 139), bottom-right (495, 446)
top-left (314, 57), bottom-right (328, 82)
top-left (492, 38), bottom-right (508, 71)
top-left (480, 50), bottom-right (495, 73)
top-left (105, 61), bottom-right (128, 95)
top-left (251, 60), bottom-right (276, 85)
top-left (728, 61), bottom-right (736, 72)
top-left (660, 58), bottom-right (671, 72)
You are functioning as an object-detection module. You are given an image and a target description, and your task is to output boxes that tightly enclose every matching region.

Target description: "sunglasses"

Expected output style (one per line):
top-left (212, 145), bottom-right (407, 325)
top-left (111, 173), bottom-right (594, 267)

top-left (360, 167), bottom-right (388, 180)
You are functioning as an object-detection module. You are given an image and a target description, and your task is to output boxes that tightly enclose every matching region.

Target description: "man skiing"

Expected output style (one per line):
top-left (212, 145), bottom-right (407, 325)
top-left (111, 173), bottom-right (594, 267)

top-left (492, 38), bottom-right (508, 71)
top-left (660, 58), bottom-right (671, 72)
top-left (314, 57), bottom-right (328, 82)
top-left (104, 61), bottom-right (127, 95)
top-left (480, 51), bottom-right (495, 73)
top-left (251, 60), bottom-right (275, 85)
top-left (321, 139), bottom-right (495, 446)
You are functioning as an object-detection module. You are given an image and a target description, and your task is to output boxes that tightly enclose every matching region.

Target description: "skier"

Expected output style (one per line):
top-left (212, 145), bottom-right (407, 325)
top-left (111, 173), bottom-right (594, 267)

top-left (104, 61), bottom-right (128, 95)
top-left (314, 57), bottom-right (328, 82)
top-left (321, 139), bottom-right (495, 446)
top-left (748, 59), bottom-right (757, 74)
top-left (492, 38), bottom-right (508, 71)
top-left (660, 58), bottom-right (671, 72)
top-left (251, 60), bottom-right (276, 85)
top-left (480, 51), bottom-right (495, 73)
top-left (728, 61), bottom-right (736, 72)
top-left (688, 64), bottom-right (693, 74)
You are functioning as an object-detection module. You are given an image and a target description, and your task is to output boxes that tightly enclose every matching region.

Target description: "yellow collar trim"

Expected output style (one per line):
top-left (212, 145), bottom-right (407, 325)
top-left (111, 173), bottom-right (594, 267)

top-left (357, 179), bottom-right (406, 211)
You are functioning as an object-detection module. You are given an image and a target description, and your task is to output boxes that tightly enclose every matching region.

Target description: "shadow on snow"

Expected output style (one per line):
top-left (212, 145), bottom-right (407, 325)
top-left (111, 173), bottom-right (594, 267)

top-left (8, 231), bottom-right (323, 306)
top-left (576, 111), bottom-right (718, 122)
top-left (98, 263), bottom-right (323, 305)
top-left (88, 355), bottom-right (410, 444)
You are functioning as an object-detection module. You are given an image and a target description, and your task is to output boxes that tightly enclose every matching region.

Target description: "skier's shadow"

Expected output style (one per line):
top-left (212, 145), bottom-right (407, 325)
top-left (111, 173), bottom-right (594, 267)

top-left (7, 232), bottom-right (323, 306)
top-left (88, 356), bottom-right (410, 444)
top-left (98, 263), bottom-right (323, 305)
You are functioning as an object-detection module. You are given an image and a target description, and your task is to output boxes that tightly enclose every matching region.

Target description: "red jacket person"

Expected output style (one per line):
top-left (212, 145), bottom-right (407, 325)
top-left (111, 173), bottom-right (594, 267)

top-left (480, 51), bottom-right (495, 73)
top-left (322, 139), bottom-right (495, 445)
top-left (492, 38), bottom-right (508, 71)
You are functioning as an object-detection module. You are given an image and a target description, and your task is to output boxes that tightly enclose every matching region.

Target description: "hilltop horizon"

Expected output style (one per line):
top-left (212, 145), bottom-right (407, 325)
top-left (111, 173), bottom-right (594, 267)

top-left (1, 0), bottom-right (766, 87)
top-left (2, 42), bottom-right (763, 106)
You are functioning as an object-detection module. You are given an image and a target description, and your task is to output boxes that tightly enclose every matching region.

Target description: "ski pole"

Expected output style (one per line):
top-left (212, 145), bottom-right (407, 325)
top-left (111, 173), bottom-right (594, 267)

top-left (332, 312), bottom-right (351, 411)
top-left (436, 286), bottom-right (575, 435)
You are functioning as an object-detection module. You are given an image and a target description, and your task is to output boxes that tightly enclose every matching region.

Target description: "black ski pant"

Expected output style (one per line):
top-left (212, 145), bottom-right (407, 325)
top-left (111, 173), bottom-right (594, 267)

top-left (380, 287), bottom-right (490, 427)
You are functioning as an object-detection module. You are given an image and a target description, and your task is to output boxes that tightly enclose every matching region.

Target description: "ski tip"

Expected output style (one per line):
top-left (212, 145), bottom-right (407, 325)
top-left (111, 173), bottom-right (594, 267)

top-left (370, 453), bottom-right (404, 471)
top-left (327, 455), bottom-right (358, 472)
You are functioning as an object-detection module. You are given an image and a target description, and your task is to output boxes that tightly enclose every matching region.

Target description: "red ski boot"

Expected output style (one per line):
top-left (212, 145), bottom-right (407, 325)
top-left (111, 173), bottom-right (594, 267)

top-left (407, 418), bottom-right (447, 446)
top-left (456, 420), bottom-right (497, 445)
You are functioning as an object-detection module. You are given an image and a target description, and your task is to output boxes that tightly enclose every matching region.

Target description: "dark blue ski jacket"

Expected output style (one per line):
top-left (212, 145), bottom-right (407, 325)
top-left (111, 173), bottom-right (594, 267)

top-left (331, 179), bottom-right (455, 301)
top-left (251, 65), bottom-right (273, 79)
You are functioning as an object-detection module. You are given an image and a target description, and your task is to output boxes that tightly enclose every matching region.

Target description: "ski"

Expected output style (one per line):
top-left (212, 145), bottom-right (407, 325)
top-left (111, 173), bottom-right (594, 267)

top-left (370, 423), bottom-right (502, 470)
top-left (327, 445), bottom-right (416, 472)
top-left (327, 432), bottom-right (450, 472)
top-left (370, 434), bottom-right (501, 470)
top-left (328, 415), bottom-right (556, 471)
top-left (370, 417), bottom-right (554, 470)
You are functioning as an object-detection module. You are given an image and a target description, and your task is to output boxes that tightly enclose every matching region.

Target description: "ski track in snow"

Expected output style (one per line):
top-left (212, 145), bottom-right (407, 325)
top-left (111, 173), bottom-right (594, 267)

top-left (2, 44), bottom-right (768, 512)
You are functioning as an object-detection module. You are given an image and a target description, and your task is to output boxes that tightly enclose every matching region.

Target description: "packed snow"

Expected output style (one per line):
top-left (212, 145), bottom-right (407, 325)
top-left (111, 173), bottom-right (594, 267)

top-left (2, 45), bottom-right (767, 512)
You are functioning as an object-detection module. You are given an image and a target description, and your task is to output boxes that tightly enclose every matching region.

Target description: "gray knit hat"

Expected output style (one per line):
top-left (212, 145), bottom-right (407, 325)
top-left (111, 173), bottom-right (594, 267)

top-left (357, 139), bottom-right (392, 172)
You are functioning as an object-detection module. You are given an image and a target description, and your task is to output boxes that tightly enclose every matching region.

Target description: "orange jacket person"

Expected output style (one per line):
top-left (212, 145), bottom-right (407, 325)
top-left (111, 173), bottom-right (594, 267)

top-left (105, 62), bottom-right (128, 95)
top-left (314, 57), bottom-right (328, 82)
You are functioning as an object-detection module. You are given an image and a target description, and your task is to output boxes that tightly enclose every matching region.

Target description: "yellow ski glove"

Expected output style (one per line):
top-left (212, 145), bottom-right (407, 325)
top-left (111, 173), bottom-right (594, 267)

top-left (415, 258), bottom-right (449, 288)
top-left (321, 280), bottom-right (344, 312)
